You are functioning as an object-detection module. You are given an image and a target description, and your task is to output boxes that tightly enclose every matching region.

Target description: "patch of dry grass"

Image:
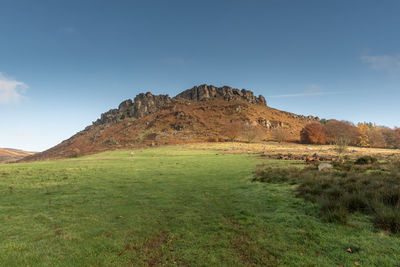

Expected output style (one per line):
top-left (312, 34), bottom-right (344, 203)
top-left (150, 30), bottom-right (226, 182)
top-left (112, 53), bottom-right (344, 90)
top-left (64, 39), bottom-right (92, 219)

top-left (183, 142), bottom-right (400, 159)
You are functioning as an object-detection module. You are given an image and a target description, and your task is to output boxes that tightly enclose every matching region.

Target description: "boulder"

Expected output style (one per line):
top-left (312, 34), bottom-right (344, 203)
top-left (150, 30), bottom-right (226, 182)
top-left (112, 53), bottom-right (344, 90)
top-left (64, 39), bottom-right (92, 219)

top-left (318, 163), bottom-right (333, 171)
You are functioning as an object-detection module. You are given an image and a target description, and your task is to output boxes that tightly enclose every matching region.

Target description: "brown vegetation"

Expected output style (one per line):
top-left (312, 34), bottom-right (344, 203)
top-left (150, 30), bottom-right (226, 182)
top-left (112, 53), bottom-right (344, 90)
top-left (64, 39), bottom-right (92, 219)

top-left (300, 120), bottom-right (400, 149)
top-left (24, 99), bottom-right (318, 161)
top-left (300, 122), bottom-right (327, 144)
top-left (241, 123), bottom-right (265, 143)
top-left (0, 148), bottom-right (35, 163)
top-left (222, 122), bottom-right (242, 141)
top-left (253, 159), bottom-right (400, 234)
top-left (271, 127), bottom-right (288, 143)
top-left (323, 120), bottom-right (359, 145)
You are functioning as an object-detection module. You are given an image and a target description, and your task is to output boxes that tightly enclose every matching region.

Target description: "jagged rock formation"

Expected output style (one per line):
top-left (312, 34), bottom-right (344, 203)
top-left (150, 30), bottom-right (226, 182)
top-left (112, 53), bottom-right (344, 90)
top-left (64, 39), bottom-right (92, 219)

top-left (133, 93), bottom-right (172, 119)
top-left (93, 93), bottom-right (171, 126)
top-left (93, 84), bottom-right (266, 127)
top-left (176, 84), bottom-right (266, 105)
top-left (23, 84), bottom-right (321, 161)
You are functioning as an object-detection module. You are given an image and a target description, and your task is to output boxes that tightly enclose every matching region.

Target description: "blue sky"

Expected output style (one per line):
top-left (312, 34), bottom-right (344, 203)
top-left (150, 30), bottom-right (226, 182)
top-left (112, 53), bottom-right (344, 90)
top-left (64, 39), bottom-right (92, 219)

top-left (1, 0), bottom-right (400, 151)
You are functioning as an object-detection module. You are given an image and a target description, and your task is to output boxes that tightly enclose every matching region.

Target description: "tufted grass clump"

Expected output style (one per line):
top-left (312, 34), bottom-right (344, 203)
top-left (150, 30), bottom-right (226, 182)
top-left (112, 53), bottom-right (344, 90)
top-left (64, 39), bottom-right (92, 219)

top-left (253, 160), bottom-right (400, 234)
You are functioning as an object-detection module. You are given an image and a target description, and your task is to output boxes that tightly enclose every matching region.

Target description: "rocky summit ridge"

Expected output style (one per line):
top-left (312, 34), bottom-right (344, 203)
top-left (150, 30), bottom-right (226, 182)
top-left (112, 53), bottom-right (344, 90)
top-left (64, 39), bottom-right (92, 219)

top-left (23, 84), bottom-right (320, 161)
top-left (93, 84), bottom-right (266, 126)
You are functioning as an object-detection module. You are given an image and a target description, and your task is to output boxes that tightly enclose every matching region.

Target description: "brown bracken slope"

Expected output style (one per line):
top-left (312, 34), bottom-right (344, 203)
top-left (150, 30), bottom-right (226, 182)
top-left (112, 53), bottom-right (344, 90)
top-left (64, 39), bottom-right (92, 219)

top-left (0, 148), bottom-right (35, 163)
top-left (23, 84), bottom-right (319, 161)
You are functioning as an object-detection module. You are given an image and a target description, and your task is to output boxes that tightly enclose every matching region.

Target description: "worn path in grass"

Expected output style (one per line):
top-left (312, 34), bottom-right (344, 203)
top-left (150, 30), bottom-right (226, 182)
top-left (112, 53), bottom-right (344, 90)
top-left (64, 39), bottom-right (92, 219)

top-left (0, 146), bottom-right (399, 266)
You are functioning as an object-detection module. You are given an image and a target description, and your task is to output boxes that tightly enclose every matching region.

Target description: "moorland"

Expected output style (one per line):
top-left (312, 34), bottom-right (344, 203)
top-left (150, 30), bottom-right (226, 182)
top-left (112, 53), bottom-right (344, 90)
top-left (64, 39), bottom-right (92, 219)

top-left (1, 143), bottom-right (399, 266)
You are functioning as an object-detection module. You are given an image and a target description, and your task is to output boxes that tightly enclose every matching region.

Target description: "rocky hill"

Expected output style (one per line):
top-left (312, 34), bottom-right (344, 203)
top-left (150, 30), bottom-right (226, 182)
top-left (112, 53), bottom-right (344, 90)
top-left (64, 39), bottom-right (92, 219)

top-left (92, 85), bottom-right (266, 126)
top-left (0, 148), bottom-right (35, 163)
top-left (23, 84), bottom-right (319, 161)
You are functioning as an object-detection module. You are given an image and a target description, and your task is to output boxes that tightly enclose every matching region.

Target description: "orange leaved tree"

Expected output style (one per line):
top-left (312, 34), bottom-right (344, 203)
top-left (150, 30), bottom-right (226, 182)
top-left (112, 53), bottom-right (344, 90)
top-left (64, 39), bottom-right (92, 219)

top-left (300, 123), bottom-right (327, 144)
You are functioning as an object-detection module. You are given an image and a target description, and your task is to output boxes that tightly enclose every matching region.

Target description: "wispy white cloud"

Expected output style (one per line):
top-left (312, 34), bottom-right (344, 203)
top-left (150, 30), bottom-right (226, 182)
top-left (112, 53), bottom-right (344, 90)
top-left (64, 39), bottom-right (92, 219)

top-left (268, 84), bottom-right (345, 98)
top-left (0, 73), bottom-right (28, 104)
top-left (361, 53), bottom-right (400, 72)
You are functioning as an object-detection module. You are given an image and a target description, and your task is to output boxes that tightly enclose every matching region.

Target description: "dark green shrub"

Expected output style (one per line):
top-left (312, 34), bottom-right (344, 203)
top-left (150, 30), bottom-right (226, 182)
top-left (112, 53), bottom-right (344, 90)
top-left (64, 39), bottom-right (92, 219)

top-left (343, 193), bottom-right (369, 212)
top-left (355, 156), bottom-right (377, 165)
top-left (380, 187), bottom-right (400, 207)
top-left (319, 197), bottom-right (349, 224)
top-left (322, 206), bottom-right (349, 224)
top-left (253, 160), bottom-right (400, 233)
top-left (373, 206), bottom-right (400, 234)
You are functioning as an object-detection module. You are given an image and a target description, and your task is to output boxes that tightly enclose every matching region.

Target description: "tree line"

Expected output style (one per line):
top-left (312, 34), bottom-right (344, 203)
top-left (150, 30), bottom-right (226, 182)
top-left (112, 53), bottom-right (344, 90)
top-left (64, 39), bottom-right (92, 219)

top-left (300, 120), bottom-right (400, 149)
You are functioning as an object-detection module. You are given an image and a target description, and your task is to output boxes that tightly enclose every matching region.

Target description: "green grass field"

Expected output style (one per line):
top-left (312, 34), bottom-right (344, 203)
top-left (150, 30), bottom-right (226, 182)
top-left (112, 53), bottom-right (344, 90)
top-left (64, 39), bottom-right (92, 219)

top-left (1, 146), bottom-right (399, 266)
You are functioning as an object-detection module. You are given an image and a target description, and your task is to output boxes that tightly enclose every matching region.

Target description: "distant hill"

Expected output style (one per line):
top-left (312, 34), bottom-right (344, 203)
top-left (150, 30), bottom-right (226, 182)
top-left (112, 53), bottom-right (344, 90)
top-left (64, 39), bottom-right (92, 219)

top-left (23, 84), bottom-right (319, 161)
top-left (0, 148), bottom-right (35, 163)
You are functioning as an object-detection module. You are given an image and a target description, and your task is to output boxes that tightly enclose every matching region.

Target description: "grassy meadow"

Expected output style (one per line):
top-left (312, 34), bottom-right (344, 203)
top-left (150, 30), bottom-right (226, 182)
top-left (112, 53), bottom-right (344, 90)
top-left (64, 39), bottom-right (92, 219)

top-left (1, 145), bottom-right (399, 266)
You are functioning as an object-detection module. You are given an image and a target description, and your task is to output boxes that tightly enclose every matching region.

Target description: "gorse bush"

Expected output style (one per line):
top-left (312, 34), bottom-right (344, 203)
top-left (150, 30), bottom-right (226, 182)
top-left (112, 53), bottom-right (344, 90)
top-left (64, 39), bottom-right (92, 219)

top-left (253, 160), bottom-right (400, 234)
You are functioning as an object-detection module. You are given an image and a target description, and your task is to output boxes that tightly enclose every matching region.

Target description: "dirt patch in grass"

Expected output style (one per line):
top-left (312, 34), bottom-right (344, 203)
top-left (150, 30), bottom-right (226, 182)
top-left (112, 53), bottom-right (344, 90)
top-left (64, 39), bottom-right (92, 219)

top-left (223, 216), bottom-right (279, 266)
top-left (144, 231), bottom-right (170, 266)
top-left (119, 231), bottom-right (188, 266)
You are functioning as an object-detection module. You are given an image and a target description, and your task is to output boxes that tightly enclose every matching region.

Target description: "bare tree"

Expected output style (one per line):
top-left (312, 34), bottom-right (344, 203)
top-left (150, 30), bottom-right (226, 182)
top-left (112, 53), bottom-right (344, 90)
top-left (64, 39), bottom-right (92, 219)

top-left (333, 137), bottom-right (348, 160)
top-left (271, 127), bottom-right (288, 143)
top-left (222, 121), bottom-right (242, 142)
top-left (242, 123), bottom-right (265, 143)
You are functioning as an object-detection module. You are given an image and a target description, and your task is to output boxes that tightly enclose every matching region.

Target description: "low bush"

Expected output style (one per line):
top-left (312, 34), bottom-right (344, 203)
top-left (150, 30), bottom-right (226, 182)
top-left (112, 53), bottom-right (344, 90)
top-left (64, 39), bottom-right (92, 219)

top-left (373, 206), bottom-right (400, 234)
top-left (70, 148), bottom-right (81, 158)
top-left (355, 156), bottom-right (377, 165)
top-left (253, 160), bottom-right (400, 234)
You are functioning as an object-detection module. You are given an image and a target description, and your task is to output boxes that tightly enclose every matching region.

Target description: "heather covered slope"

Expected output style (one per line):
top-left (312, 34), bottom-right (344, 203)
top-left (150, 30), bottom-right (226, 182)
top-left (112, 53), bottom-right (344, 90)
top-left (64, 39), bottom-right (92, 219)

top-left (0, 148), bottom-right (35, 163)
top-left (24, 100), bottom-right (318, 161)
top-left (23, 84), bottom-right (319, 161)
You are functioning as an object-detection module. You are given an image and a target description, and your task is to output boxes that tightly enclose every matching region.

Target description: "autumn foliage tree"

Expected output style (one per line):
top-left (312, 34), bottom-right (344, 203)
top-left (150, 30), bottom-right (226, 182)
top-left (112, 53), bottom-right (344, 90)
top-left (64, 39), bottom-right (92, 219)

top-left (323, 120), bottom-right (359, 145)
top-left (300, 122), bottom-right (327, 144)
top-left (300, 121), bottom-right (399, 149)
top-left (395, 128), bottom-right (400, 148)
top-left (357, 122), bottom-right (372, 147)
top-left (357, 122), bottom-right (387, 148)
top-left (369, 128), bottom-right (386, 148)
top-left (374, 126), bottom-right (400, 148)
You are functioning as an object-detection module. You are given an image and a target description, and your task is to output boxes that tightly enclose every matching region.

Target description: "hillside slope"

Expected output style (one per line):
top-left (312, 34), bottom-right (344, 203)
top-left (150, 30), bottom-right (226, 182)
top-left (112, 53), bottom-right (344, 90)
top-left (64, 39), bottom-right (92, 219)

top-left (0, 148), bottom-right (35, 163)
top-left (24, 84), bottom-right (319, 161)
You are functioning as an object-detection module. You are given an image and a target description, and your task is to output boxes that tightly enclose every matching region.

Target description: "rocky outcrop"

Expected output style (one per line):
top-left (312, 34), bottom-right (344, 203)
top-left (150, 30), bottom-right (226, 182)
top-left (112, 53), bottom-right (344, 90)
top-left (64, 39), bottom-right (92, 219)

top-left (93, 109), bottom-right (120, 126)
top-left (93, 93), bottom-right (171, 126)
top-left (175, 84), bottom-right (266, 105)
top-left (133, 93), bottom-right (172, 119)
top-left (92, 84), bottom-right (266, 126)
